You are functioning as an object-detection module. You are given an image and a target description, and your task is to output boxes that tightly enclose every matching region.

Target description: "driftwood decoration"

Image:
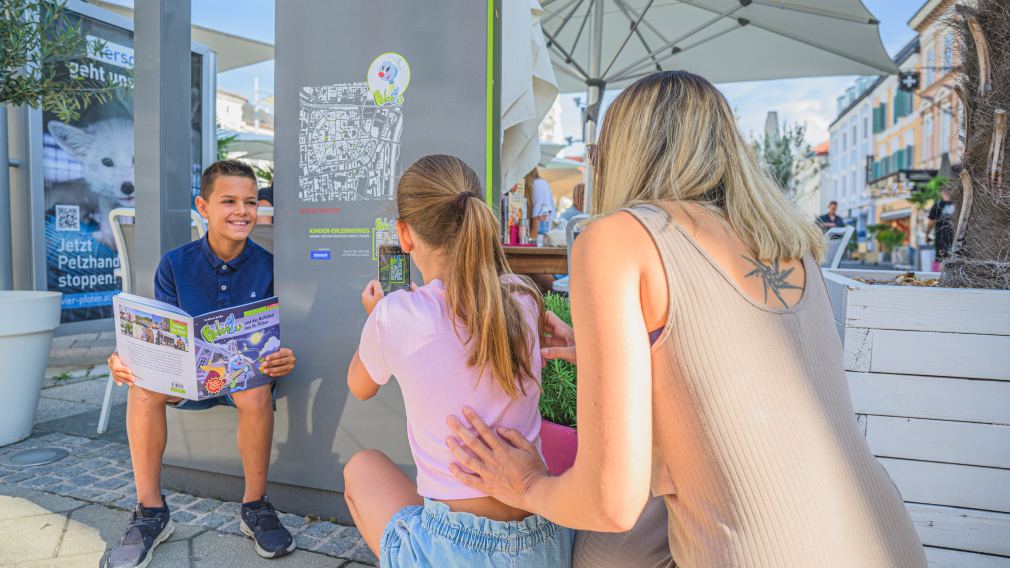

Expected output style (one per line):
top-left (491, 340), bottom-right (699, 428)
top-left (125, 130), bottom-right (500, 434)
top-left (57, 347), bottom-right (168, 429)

top-left (944, 2), bottom-right (1010, 289)
top-left (988, 109), bottom-right (1006, 185)
top-left (951, 170), bottom-right (974, 257)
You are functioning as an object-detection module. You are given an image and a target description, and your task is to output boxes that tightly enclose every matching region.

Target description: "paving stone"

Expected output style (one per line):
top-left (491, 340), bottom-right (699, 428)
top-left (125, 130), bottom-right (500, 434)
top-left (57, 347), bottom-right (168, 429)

top-left (191, 531), bottom-right (338, 567)
top-left (214, 501), bottom-right (242, 516)
top-left (33, 397), bottom-right (98, 423)
top-left (279, 512), bottom-right (306, 528)
top-left (344, 563), bottom-right (378, 568)
top-left (0, 483), bottom-right (86, 514)
top-left (68, 474), bottom-right (100, 486)
top-left (92, 477), bottom-right (128, 490)
top-left (114, 496), bottom-right (137, 510)
top-left (186, 497), bottom-right (224, 513)
top-left (299, 520), bottom-right (339, 538)
top-left (191, 511), bottom-right (231, 529)
top-left (4, 472), bottom-right (35, 484)
top-left (63, 486), bottom-right (103, 500)
top-left (166, 492), bottom-right (198, 507)
top-left (216, 519), bottom-right (243, 536)
top-left (341, 540), bottom-right (378, 565)
top-left (294, 533), bottom-right (322, 551)
top-left (313, 529), bottom-right (357, 557)
top-left (92, 465), bottom-right (123, 477)
top-left (172, 510), bottom-right (197, 523)
top-left (94, 492), bottom-right (125, 505)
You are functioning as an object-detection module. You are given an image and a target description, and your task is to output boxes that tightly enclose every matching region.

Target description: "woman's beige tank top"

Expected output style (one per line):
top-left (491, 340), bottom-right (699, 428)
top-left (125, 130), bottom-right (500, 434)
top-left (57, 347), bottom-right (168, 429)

top-left (625, 204), bottom-right (926, 567)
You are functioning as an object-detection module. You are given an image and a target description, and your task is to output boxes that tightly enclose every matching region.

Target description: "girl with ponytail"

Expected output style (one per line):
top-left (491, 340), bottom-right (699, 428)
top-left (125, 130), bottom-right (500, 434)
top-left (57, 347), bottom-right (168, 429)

top-left (342, 155), bottom-right (574, 567)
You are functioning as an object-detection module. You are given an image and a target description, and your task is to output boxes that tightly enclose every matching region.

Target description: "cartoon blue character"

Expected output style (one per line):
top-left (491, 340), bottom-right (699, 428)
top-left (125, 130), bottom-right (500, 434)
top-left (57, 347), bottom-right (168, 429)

top-left (376, 59), bottom-right (400, 103)
top-left (225, 339), bottom-right (255, 390)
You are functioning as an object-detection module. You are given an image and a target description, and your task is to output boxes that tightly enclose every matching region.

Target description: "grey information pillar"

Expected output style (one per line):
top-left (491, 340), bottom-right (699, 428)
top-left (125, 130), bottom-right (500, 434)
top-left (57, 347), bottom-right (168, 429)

top-left (1, 106), bottom-right (12, 290)
top-left (132, 0), bottom-right (193, 297)
top-left (163, 0), bottom-right (500, 518)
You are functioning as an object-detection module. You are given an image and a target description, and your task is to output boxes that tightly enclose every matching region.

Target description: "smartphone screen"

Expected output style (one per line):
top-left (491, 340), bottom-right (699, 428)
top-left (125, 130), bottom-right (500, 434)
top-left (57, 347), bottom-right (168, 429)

top-left (378, 245), bottom-right (411, 294)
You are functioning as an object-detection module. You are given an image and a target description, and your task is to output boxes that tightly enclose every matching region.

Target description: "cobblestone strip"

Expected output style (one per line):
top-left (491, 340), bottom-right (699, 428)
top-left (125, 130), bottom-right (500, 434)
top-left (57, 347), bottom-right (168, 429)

top-left (0, 432), bottom-right (377, 566)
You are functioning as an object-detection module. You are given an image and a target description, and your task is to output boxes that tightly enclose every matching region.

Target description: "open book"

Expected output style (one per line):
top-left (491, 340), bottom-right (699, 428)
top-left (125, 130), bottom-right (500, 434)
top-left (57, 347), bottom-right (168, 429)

top-left (112, 293), bottom-right (281, 400)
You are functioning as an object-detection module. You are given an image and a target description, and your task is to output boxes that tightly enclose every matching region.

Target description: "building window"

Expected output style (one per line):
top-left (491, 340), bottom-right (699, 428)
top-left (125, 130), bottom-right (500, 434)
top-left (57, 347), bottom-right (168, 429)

top-left (923, 114), bottom-right (934, 159)
top-left (926, 48), bottom-right (935, 86)
top-left (842, 174), bottom-right (847, 196)
top-left (863, 116), bottom-right (869, 139)
top-left (842, 132), bottom-right (847, 152)
top-left (852, 125), bottom-right (857, 144)
top-left (941, 108), bottom-right (951, 154)
top-left (943, 32), bottom-right (954, 69)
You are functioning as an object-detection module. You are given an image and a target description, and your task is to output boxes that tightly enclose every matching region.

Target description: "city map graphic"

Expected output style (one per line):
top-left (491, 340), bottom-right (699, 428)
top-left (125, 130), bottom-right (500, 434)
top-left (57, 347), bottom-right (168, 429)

top-left (298, 82), bottom-right (403, 203)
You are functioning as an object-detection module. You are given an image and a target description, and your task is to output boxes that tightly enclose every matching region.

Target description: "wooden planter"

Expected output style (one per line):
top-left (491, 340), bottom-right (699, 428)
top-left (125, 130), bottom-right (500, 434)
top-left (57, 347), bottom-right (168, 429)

top-left (824, 269), bottom-right (1010, 567)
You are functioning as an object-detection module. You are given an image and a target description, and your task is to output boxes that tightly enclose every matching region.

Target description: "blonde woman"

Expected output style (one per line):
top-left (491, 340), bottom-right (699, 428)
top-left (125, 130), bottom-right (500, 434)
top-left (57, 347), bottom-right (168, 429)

top-left (445, 71), bottom-right (927, 567)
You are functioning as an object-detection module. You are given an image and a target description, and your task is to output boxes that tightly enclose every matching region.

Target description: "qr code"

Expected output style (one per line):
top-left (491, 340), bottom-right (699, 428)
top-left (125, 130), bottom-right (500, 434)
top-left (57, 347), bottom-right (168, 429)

top-left (55, 205), bottom-right (80, 231)
top-left (389, 258), bottom-right (405, 283)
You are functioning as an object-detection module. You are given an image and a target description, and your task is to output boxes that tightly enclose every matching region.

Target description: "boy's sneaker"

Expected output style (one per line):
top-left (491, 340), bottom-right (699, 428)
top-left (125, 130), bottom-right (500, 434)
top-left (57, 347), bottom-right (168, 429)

top-left (240, 496), bottom-right (296, 558)
top-left (105, 502), bottom-right (174, 568)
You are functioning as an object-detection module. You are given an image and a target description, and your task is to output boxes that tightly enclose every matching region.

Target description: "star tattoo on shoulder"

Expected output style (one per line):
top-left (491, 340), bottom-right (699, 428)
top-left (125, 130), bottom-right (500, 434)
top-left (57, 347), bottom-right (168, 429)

top-left (741, 256), bottom-right (802, 308)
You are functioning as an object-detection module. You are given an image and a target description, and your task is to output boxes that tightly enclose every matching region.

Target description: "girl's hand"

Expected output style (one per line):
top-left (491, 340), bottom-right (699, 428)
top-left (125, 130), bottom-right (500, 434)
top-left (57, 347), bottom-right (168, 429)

top-left (107, 352), bottom-right (136, 386)
top-left (543, 311), bottom-right (574, 348)
top-left (261, 348), bottom-right (295, 377)
top-left (361, 280), bottom-right (385, 315)
top-left (446, 407), bottom-right (548, 512)
top-left (541, 311), bottom-right (576, 365)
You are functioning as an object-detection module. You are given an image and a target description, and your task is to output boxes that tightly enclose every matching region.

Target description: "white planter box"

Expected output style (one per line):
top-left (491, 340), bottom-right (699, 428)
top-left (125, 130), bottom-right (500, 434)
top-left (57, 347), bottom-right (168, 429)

top-left (824, 269), bottom-right (1010, 567)
top-left (0, 291), bottom-right (62, 447)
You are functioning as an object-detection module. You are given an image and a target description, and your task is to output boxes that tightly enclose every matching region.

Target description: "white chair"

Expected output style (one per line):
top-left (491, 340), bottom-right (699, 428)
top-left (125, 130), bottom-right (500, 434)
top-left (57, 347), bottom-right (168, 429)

top-left (98, 208), bottom-right (207, 434)
top-left (821, 226), bottom-right (855, 270)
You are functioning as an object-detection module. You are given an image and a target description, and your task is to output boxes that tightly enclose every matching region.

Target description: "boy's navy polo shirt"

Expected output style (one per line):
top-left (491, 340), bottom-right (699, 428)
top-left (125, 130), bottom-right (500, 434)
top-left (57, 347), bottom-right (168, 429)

top-left (154, 235), bottom-right (273, 314)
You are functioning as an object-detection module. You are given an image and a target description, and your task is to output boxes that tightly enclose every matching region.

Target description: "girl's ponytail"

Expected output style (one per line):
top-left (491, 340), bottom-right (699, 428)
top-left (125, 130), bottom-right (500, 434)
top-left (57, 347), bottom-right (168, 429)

top-left (397, 155), bottom-right (543, 397)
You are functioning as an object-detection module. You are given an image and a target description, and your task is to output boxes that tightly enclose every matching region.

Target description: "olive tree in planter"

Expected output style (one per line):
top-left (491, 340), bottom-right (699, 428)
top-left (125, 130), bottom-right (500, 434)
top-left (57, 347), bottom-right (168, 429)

top-left (1, 0), bottom-right (124, 445)
top-left (823, 3), bottom-right (1010, 563)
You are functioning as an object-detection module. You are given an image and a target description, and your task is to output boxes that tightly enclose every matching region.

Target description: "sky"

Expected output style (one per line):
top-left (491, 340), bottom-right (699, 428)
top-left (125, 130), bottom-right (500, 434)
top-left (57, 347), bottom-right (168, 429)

top-left (105, 0), bottom-right (924, 149)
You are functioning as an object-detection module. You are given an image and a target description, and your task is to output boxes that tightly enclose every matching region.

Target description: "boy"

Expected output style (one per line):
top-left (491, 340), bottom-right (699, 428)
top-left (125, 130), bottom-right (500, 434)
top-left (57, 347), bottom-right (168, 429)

top-left (105, 160), bottom-right (297, 567)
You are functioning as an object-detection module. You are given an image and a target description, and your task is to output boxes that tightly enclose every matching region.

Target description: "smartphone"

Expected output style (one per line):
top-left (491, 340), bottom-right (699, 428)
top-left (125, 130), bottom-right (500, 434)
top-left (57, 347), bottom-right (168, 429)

top-left (378, 244), bottom-right (411, 294)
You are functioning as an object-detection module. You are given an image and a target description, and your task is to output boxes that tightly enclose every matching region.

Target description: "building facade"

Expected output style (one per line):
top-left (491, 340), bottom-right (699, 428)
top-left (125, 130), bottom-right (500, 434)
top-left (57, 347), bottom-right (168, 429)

top-left (827, 76), bottom-right (876, 241)
top-left (865, 38), bottom-right (923, 263)
top-left (792, 141), bottom-right (830, 219)
top-left (910, 0), bottom-right (963, 171)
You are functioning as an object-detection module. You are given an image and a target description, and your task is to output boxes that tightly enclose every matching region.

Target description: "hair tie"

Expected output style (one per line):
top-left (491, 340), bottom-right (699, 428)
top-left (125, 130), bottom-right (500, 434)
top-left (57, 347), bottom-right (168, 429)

top-left (453, 191), bottom-right (479, 211)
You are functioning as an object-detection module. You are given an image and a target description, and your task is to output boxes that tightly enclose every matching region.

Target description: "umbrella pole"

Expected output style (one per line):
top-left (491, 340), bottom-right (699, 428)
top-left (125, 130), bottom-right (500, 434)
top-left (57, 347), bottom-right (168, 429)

top-left (583, 0), bottom-right (605, 214)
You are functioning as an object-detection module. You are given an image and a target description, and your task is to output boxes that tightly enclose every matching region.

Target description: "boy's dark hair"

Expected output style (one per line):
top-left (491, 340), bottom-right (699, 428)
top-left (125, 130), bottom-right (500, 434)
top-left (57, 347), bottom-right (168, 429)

top-left (200, 160), bottom-right (257, 200)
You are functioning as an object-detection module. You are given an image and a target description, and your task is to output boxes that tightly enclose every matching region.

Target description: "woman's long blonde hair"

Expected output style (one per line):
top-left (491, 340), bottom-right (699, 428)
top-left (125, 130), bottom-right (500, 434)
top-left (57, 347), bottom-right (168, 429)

top-left (397, 155), bottom-right (544, 397)
top-left (593, 71), bottom-right (824, 261)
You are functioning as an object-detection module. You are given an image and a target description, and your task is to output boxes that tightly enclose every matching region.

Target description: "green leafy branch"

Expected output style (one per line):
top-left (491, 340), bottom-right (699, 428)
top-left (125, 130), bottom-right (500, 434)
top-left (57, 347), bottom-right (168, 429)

top-left (1, 0), bottom-right (131, 122)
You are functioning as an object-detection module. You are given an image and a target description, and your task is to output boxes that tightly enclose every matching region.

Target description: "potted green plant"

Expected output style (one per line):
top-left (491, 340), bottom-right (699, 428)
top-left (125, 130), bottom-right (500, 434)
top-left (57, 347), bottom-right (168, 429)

top-left (539, 292), bottom-right (577, 475)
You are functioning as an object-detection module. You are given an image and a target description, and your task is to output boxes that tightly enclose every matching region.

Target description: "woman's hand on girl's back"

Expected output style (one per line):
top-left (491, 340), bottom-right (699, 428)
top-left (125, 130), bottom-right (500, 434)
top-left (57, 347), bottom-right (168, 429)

top-left (361, 280), bottom-right (385, 316)
top-left (446, 407), bottom-right (548, 512)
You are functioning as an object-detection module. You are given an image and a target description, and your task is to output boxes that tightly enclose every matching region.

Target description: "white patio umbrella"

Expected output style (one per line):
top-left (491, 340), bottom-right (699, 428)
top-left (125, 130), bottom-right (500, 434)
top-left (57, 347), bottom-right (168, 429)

top-left (540, 0), bottom-right (899, 210)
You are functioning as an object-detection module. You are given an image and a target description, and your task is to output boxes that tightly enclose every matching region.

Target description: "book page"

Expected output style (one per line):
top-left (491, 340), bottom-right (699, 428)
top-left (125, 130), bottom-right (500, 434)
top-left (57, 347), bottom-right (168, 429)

top-left (193, 297), bottom-right (281, 399)
top-left (113, 295), bottom-right (199, 399)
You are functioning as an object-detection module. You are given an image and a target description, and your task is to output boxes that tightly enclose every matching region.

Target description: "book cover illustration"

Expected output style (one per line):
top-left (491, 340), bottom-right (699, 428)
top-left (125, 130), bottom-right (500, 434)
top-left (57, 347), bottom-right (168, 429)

top-left (194, 299), bottom-right (281, 399)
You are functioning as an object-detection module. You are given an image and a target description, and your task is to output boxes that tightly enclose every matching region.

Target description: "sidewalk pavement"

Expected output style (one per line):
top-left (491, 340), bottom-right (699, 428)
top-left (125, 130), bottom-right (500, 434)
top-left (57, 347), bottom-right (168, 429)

top-left (0, 334), bottom-right (376, 567)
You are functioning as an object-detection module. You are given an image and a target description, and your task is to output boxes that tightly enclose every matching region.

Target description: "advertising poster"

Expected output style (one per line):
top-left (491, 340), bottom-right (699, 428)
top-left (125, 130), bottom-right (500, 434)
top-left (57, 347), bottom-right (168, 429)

top-left (42, 9), bottom-right (204, 323)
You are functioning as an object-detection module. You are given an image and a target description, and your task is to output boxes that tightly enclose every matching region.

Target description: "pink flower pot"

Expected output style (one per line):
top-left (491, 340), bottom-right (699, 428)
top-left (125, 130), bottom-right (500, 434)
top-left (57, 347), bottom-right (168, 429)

top-left (540, 417), bottom-right (577, 476)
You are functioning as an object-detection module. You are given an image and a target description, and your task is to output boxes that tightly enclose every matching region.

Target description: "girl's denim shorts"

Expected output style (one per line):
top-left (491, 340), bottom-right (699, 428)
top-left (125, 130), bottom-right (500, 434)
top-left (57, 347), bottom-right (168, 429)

top-left (379, 498), bottom-right (574, 568)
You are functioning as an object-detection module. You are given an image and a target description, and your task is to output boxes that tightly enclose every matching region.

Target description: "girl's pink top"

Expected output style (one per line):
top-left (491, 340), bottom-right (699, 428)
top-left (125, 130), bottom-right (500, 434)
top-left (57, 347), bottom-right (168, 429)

top-left (357, 278), bottom-right (543, 500)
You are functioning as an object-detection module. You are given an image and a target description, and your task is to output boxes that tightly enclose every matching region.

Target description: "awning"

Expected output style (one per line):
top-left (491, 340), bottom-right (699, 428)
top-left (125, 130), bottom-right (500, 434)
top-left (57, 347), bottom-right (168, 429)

top-left (880, 208), bottom-right (912, 221)
top-left (84, 0), bottom-right (275, 72)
